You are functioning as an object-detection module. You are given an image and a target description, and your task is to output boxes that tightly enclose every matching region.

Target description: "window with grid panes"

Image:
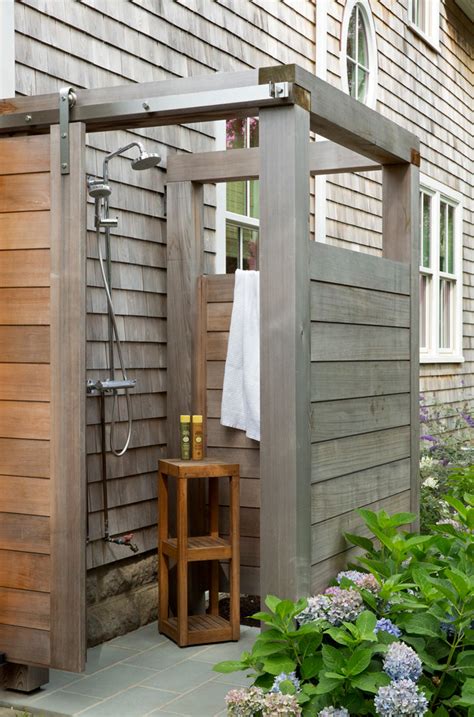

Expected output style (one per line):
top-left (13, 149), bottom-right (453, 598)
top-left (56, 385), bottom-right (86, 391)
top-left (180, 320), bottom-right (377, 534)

top-left (419, 179), bottom-right (463, 362)
top-left (225, 118), bottom-right (259, 273)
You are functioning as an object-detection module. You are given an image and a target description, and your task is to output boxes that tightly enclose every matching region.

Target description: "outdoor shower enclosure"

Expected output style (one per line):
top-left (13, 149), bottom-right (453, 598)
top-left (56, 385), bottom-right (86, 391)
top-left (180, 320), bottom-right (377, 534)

top-left (0, 64), bottom-right (419, 680)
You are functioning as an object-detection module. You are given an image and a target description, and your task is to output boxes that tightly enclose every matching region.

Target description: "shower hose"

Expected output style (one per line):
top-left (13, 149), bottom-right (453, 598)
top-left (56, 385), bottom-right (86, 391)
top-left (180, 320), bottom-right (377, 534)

top-left (96, 225), bottom-right (133, 457)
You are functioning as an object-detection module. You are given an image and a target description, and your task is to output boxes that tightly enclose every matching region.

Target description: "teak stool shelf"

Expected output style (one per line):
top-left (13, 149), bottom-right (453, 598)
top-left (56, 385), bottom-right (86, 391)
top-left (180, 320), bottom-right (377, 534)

top-left (158, 459), bottom-right (240, 647)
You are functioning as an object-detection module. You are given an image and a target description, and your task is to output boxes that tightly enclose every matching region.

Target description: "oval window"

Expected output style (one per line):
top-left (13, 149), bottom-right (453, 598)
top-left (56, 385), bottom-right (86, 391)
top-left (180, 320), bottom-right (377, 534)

top-left (341, 0), bottom-right (378, 107)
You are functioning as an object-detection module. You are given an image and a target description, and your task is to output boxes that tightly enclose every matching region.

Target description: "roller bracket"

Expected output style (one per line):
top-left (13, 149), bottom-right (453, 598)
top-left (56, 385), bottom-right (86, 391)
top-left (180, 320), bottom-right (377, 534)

top-left (59, 86), bottom-right (76, 175)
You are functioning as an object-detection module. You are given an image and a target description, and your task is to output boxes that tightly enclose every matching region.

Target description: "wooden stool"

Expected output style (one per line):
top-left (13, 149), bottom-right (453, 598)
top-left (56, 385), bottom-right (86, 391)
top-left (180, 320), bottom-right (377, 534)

top-left (158, 459), bottom-right (240, 647)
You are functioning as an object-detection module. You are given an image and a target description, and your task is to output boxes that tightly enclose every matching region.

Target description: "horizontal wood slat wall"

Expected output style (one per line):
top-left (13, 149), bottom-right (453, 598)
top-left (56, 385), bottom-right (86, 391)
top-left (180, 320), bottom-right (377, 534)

top-left (201, 275), bottom-right (260, 595)
top-left (0, 135), bottom-right (52, 666)
top-left (310, 241), bottom-right (412, 593)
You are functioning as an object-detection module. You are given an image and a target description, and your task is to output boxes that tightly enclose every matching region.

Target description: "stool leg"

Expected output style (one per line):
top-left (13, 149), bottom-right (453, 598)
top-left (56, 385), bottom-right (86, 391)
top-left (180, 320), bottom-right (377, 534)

top-left (229, 473), bottom-right (240, 640)
top-left (158, 471), bottom-right (169, 632)
top-left (209, 478), bottom-right (219, 616)
top-left (177, 476), bottom-right (188, 646)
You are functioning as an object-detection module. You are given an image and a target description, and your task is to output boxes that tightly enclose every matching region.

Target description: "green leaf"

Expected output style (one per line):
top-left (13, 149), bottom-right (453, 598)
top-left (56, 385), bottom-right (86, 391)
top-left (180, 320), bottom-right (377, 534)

top-left (351, 671), bottom-right (391, 693)
top-left (265, 595), bottom-right (282, 613)
top-left (326, 627), bottom-right (353, 646)
top-left (344, 648), bottom-right (373, 676)
top-left (314, 674), bottom-right (342, 695)
top-left (279, 679), bottom-right (297, 695)
top-left (387, 511), bottom-right (418, 528)
top-left (251, 641), bottom-right (286, 658)
top-left (262, 654), bottom-right (297, 676)
top-left (356, 611), bottom-right (377, 640)
top-left (345, 532), bottom-right (375, 552)
top-left (250, 611), bottom-right (276, 624)
top-left (456, 651), bottom-right (474, 677)
top-left (213, 660), bottom-right (246, 673)
top-left (445, 568), bottom-right (471, 600)
top-left (322, 645), bottom-right (345, 673)
top-left (276, 599), bottom-right (297, 620)
top-left (402, 613), bottom-right (440, 639)
top-left (301, 655), bottom-right (323, 680)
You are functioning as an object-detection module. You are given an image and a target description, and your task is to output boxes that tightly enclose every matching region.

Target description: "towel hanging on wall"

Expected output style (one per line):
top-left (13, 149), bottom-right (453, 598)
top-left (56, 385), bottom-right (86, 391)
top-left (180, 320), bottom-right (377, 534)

top-left (221, 269), bottom-right (260, 441)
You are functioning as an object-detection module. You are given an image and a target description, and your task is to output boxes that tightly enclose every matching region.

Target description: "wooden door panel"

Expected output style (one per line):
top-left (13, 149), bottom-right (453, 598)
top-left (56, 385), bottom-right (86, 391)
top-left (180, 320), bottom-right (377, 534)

top-left (0, 131), bottom-right (86, 672)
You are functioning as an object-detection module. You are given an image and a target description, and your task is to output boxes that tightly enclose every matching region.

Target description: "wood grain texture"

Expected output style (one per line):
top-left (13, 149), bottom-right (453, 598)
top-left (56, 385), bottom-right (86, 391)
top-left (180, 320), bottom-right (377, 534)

top-left (383, 163), bottom-right (420, 522)
top-left (0, 135), bottom-right (50, 175)
top-left (0, 174), bottom-right (50, 213)
top-left (259, 104), bottom-right (311, 601)
top-left (0, 364), bottom-right (50, 402)
top-left (312, 394), bottom-right (410, 442)
top-left (0, 326), bottom-right (50, 363)
top-left (0, 288), bottom-right (50, 325)
top-left (0, 551), bottom-right (50, 592)
top-left (312, 491), bottom-right (411, 564)
top-left (0, 249), bottom-right (50, 287)
top-left (0, 211), bottom-right (50, 250)
top-left (310, 241), bottom-right (410, 294)
top-left (311, 324), bottom-right (410, 361)
top-left (50, 123), bottom-right (87, 672)
top-left (311, 427), bottom-right (411, 483)
top-left (311, 458), bottom-right (411, 523)
top-left (311, 281), bottom-right (410, 327)
top-left (311, 361), bottom-right (410, 402)
top-left (0, 623), bottom-right (50, 666)
top-left (0, 438), bottom-right (49, 478)
top-left (0, 476), bottom-right (50, 516)
top-left (0, 514), bottom-right (50, 554)
top-left (0, 401), bottom-right (50, 440)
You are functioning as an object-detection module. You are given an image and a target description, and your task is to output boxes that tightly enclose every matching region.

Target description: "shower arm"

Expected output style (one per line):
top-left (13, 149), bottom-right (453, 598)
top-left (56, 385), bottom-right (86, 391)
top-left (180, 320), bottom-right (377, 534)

top-left (102, 141), bottom-right (145, 183)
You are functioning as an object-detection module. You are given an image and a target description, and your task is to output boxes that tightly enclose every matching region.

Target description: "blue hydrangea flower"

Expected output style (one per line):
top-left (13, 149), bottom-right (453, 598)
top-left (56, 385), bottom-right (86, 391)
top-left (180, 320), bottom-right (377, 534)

top-left (375, 618), bottom-right (402, 638)
top-left (318, 708), bottom-right (350, 717)
top-left (383, 642), bottom-right (422, 682)
top-left (374, 679), bottom-right (428, 716)
top-left (271, 671), bottom-right (300, 693)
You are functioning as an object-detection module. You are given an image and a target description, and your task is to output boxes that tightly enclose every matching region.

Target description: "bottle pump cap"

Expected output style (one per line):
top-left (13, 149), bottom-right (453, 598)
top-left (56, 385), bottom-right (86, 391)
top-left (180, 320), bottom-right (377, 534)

top-left (192, 415), bottom-right (203, 423)
top-left (180, 415), bottom-right (191, 422)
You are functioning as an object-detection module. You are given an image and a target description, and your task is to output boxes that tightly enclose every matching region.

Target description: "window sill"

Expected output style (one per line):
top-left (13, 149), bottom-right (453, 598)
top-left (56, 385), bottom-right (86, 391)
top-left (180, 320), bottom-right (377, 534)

top-left (420, 354), bottom-right (464, 365)
top-left (407, 22), bottom-right (440, 52)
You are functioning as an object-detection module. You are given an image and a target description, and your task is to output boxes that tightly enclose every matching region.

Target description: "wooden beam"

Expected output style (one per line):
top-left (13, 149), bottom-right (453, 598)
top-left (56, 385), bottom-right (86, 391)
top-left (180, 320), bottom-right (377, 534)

top-left (1, 663), bottom-right (49, 692)
top-left (382, 163), bottom-right (420, 522)
top-left (259, 104), bottom-right (311, 601)
top-left (0, 69), bottom-right (257, 133)
top-left (50, 123), bottom-right (87, 672)
top-left (167, 142), bottom-right (380, 183)
top-left (260, 65), bottom-right (420, 165)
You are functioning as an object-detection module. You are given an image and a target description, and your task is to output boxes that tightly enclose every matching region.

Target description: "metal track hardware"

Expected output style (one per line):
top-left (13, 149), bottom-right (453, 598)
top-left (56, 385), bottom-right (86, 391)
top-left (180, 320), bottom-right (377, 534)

top-left (59, 86), bottom-right (77, 175)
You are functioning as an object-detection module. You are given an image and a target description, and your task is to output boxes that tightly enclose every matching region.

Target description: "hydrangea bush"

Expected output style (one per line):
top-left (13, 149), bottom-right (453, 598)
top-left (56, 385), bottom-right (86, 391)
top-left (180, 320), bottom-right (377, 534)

top-left (215, 495), bottom-right (474, 716)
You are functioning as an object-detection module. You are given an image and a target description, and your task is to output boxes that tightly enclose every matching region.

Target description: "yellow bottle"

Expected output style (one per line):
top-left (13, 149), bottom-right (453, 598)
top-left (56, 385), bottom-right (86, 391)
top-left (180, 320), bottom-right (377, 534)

top-left (180, 415), bottom-right (191, 460)
top-left (192, 415), bottom-right (204, 460)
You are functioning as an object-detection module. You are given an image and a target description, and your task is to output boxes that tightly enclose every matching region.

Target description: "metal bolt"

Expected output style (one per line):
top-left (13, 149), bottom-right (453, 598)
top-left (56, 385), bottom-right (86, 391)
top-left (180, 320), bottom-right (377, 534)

top-left (25, 114), bottom-right (32, 122)
top-left (61, 162), bottom-right (68, 169)
top-left (61, 95), bottom-right (67, 101)
top-left (142, 101), bottom-right (150, 111)
top-left (62, 132), bottom-right (67, 138)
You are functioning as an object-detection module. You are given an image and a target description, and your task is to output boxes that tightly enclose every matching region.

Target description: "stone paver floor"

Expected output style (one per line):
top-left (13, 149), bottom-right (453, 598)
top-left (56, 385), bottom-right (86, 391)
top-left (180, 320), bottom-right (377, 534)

top-left (0, 623), bottom-right (257, 717)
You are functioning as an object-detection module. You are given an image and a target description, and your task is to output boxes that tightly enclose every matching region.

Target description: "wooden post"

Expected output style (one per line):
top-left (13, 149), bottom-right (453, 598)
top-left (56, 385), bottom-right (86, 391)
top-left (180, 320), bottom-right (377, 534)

top-left (382, 163), bottom-right (420, 521)
top-left (166, 181), bottom-right (204, 453)
top-left (259, 104), bottom-right (311, 602)
top-left (50, 123), bottom-right (87, 672)
top-left (166, 181), bottom-right (205, 611)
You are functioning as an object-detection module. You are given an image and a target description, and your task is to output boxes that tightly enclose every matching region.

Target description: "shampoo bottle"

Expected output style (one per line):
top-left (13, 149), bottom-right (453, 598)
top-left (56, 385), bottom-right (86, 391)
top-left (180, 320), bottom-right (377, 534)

top-left (180, 415), bottom-right (191, 460)
top-left (192, 415), bottom-right (203, 460)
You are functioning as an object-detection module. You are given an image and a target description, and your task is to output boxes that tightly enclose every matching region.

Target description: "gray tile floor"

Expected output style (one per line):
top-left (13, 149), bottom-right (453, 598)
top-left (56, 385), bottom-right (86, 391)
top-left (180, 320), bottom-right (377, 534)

top-left (0, 623), bottom-right (257, 717)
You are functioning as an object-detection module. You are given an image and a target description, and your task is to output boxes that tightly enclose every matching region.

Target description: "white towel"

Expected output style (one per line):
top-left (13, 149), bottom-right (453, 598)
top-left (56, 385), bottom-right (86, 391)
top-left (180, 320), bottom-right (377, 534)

top-left (221, 269), bottom-right (260, 441)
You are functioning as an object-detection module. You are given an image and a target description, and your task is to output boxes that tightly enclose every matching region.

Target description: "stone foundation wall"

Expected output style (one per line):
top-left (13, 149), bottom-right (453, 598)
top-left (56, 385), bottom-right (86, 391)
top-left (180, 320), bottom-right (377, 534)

top-left (86, 552), bottom-right (158, 647)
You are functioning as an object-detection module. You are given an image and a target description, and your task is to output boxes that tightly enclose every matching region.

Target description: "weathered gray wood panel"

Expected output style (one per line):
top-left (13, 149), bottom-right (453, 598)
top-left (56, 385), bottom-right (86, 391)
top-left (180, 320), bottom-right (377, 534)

top-left (311, 324), bottom-right (410, 362)
top-left (311, 282), bottom-right (410, 327)
top-left (311, 361), bottom-right (410, 402)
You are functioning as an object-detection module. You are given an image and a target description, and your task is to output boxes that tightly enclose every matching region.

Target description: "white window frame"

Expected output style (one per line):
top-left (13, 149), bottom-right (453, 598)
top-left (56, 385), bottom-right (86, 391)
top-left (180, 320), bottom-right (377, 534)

top-left (340, 0), bottom-right (378, 109)
top-left (215, 118), bottom-right (260, 274)
top-left (0, 0), bottom-right (15, 99)
top-left (407, 0), bottom-right (440, 51)
top-left (419, 175), bottom-right (463, 364)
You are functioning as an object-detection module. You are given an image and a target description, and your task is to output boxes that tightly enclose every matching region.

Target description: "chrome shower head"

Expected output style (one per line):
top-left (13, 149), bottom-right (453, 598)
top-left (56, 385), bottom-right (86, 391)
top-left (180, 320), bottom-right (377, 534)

top-left (88, 178), bottom-right (112, 198)
top-left (131, 151), bottom-right (161, 171)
